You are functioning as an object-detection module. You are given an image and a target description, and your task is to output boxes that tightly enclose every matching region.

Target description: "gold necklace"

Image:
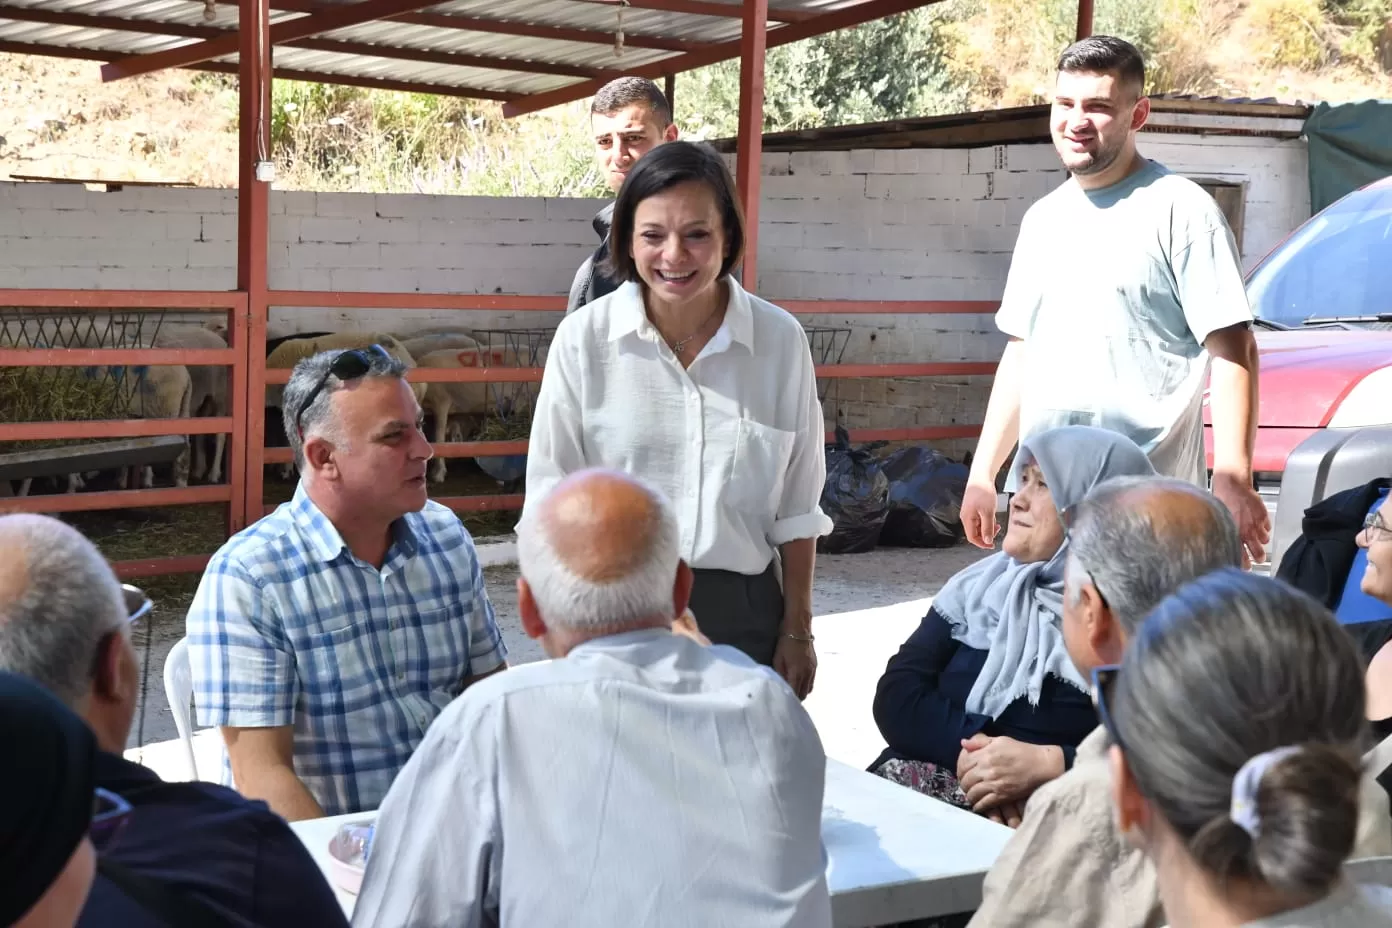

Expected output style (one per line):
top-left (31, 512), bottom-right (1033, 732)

top-left (664, 302), bottom-right (723, 355)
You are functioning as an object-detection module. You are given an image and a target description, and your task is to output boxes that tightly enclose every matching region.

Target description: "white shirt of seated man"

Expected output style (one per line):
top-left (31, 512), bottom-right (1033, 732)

top-left (353, 469), bottom-right (832, 928)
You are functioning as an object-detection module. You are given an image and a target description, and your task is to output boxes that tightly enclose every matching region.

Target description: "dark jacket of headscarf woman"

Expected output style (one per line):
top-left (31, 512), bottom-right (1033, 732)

top-left (0, 669), bottom-right (98, 926)
top-left (931, 425), bottom-right (1157, 717)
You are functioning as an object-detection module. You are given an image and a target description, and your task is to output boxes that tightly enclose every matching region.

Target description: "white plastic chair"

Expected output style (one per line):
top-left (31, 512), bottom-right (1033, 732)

top-left (163, 637), bottom-right (198, 780)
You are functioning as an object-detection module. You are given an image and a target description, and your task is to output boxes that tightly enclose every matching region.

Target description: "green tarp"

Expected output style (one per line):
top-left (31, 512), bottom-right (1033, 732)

top-left (1304, 100), bottom-right (1392, 214)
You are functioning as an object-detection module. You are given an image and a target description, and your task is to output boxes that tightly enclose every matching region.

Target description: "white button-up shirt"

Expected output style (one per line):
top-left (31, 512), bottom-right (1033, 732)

top-left (352, 629), bottom-right (833, 928)
top-left (524, 278), bottom-right (833, 573)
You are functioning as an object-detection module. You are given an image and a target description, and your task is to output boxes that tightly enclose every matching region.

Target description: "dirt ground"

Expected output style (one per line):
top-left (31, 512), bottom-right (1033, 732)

top-left (124, 543), bottom-right (992, 753)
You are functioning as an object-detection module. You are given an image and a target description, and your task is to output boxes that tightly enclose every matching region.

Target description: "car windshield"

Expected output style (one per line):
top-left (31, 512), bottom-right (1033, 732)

top-left (1245, 182), bottom-right (1392, 326)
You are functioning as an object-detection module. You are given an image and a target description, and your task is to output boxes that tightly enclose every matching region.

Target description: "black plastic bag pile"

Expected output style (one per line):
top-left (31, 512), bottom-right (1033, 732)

top-left (817, 427), bottom-right (890, 554)
top-left (878, 446), bottom-right (969, 548)
top-left (817, 430), bottom-right (969, 553)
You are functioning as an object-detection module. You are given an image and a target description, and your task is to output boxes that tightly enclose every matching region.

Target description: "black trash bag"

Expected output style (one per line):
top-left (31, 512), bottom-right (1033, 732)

top-left (817, 426), bottom-right (890, 554)
top-left (878, 446), bottom-right (969, 548)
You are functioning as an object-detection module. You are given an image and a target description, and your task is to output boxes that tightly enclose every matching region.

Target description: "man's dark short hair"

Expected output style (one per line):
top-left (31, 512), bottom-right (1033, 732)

top-left (591, 77), bottom-right (673, 127)
top-left (602, 140), bottom-right (746, 283)
top-left (1057, 35), bottom-right (1146, 98)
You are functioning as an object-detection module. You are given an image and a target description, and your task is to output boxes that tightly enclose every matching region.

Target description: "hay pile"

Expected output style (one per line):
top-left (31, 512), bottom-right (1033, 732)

top-left (0, 367), bottom-right (127, 453)
top-left (475, 413), bottom-right (532, 443)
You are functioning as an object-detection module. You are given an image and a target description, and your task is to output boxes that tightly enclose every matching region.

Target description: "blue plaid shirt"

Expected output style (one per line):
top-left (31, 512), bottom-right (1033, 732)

top-left (186, 484), bottom-right (508, 816)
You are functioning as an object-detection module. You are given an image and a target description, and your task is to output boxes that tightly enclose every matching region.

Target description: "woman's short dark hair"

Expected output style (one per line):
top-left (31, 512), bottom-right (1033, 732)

top-left (1111, 568), bottom-right (1367, 899)
top-left (601, 140), bottom-right (746, 284)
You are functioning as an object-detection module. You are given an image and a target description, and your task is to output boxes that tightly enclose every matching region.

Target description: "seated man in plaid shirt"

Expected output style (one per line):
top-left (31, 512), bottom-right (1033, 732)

top-left (186, 345), bottom-right (509, 820)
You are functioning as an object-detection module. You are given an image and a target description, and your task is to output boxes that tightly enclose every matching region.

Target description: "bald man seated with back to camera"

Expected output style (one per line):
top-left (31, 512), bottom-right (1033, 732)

top-left (352, 468), bottom-right (833, 928)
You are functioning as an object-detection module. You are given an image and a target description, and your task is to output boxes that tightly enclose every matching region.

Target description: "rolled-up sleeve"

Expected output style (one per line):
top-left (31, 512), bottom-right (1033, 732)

top-left (769, 324), bottom-right (833, 546)
top-left (521, 323), bottom-right (587, 522)
top-left (186, 554), bottom-right (296, 728)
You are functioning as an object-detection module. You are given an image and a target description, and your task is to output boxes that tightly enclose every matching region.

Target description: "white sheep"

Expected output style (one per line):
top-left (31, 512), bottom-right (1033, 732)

top-left (154, 325), bottom-right (229, 484)
top-left (413, 339), bottom-right (531, 485)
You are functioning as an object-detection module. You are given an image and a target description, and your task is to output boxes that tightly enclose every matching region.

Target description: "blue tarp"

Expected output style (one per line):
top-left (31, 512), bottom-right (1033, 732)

top-left (1303, 100), bottom-right (1392, 214)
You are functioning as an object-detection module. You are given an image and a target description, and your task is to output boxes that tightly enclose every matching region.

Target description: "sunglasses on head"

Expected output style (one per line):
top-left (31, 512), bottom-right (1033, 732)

top-left (1090, 664), bottom-right (1126, 753)
top-left (294, 344), bottom-right (392, 439)
top-left (92, 787), bottom-right (132, 849)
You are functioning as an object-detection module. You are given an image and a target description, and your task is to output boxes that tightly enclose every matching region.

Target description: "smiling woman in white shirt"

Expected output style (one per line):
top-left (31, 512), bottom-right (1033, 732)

top-left (523, 140), bottom-right (832, 698)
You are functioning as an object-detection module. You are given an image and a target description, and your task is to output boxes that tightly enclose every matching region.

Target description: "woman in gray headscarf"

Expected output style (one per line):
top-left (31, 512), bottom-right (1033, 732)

top-left (871, 425), bottom-right (1155, 824)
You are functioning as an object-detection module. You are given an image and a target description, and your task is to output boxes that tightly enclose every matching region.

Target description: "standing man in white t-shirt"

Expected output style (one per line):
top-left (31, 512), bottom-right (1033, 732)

top-left (960, 35), bottom-right (1271, 566)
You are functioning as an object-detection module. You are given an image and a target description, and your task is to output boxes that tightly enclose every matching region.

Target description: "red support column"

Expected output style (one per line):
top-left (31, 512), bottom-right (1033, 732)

top-left (237, 0), bottom-right (272, 530)
top-left (1076, 0), bottom-right (1094, 41)
top-left (735, 0), bottom-right (768, 291)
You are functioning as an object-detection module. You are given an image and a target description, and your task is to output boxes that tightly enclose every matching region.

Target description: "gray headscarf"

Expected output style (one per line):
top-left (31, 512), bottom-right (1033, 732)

top-left (933, 426), bottom-right (1156, 718)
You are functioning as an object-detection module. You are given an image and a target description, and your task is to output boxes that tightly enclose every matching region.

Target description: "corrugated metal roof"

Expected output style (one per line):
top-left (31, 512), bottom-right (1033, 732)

top-left (0, 0), bottom-right (937, 109)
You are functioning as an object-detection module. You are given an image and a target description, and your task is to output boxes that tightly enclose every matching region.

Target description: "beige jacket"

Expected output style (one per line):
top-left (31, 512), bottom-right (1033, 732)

top-left (968, 728), bottom-right (1392, 928)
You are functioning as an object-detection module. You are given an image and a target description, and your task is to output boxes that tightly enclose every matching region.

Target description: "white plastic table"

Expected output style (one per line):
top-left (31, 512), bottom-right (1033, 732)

top-left (291, 758), bottom-right (1012, 927)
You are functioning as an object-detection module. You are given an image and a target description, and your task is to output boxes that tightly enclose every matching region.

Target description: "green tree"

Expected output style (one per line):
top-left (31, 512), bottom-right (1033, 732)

top-left (677, 7), bottom-right (972, 138)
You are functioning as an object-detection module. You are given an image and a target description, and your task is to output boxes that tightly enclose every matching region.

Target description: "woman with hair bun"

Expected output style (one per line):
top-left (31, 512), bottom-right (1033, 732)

top-left (1097, 568), bottom-right (1392, 927)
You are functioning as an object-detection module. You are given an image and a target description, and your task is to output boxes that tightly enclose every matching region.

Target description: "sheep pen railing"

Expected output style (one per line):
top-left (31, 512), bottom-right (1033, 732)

top-left (258, 292), bottom-right (999, 523)
top-left (0, 288), bottom-right (996, 580)
top-left (0, 290), bottom-right (249, 580)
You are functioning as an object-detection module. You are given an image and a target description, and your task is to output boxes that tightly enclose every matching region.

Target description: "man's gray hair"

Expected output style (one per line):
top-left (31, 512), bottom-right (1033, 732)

top-left (0, 515), bottom-right (127, 708)
top-left (516, 475), bottom-right (681, 632)
top-left (281, 348), bottom-right (407, 471)
top-left (1066, 475), bottom-right (1243, 633)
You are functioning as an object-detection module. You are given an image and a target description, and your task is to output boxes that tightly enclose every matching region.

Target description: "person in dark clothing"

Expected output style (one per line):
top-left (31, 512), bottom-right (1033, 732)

top-left (0, 513), bottom-right (348, 928)
top-left (871, 426), bottom-right (1156, 824)
top-left (567, 77), bottom-right (678, 315)
top-left (0, 670), bottom-right (102, 928)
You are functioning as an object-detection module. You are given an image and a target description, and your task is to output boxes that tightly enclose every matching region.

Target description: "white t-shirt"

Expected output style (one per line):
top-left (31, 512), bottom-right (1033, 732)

top-left (524, 278), bottom-right (833, 573)
top-left (996, 158), bottom-right (1254, 487)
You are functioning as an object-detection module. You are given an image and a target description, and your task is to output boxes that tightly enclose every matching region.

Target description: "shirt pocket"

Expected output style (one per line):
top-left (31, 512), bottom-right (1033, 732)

top-left (406, 606), bottom-right (468, 698)
top-left (722, 416), bottom-right (797, 516)
top-left (298, 623), bottom-right (367, 698)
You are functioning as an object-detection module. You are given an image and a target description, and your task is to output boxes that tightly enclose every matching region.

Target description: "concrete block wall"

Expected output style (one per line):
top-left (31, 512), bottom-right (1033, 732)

top-left (0, 131), bottom-right (1308, 458)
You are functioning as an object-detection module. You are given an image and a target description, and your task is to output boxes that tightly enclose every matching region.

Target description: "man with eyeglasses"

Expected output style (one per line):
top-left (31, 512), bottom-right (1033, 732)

top-left (187, 346), bottom-right (509, 821)
top-left (0, 514), bottom-right (347, 928)
top-left (968, 476), bottom-right (1391, 928)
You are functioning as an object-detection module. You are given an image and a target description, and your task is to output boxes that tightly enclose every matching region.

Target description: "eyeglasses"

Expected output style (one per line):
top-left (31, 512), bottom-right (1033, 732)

top-left (90, 585), bottom-right (152, 678)
top-left (121, 584), bottom-right (153, 624)
top-left (1090, 663), bottom-right (1127, 754)
top-left (1365, 509), bottom-right (1391, 543)
top-left (91, 787), bottom-right (132, 849)
top-left (294, 344), bottom-right (392, 439)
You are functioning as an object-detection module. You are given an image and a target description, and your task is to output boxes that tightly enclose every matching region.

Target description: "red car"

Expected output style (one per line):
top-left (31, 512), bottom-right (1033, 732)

top-left (1205, 176), bottom-right (1392, 523)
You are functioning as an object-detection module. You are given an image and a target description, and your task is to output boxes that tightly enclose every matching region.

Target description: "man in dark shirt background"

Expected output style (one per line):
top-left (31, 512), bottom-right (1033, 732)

top-left (567, 76), bottom-right (679, 315)
top-left (0, 513), bottom-right (347, 928)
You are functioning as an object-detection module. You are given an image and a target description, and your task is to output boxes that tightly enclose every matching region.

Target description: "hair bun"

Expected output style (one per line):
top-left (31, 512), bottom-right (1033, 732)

top-left (1247, 744), bottom-right (1360, 897)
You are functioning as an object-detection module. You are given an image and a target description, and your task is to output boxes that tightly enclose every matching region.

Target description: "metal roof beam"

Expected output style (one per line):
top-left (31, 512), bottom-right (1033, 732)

top-left (98, 0), bottom-right (455, 82)
top-left (570, 0), bottom-right (814, 23)
top-left (504, 0), bottom-right (945, 116)
top-left (0, 38), bottom-right (512, 99)
top-left (212, 0), bottom-right (705, 53)
top-left (0, 6), bottom-right (217, 38)
top-left (0, 6), bottom-right (615, 78)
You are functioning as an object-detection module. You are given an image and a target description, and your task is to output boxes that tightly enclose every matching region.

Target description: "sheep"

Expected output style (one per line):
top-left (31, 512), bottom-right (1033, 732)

top-left (153, 325), bottom-right (229, 484)
top-left (74, 362), bottom-right (194, 491)
top-left (413, 340), bottom-right (532, 485)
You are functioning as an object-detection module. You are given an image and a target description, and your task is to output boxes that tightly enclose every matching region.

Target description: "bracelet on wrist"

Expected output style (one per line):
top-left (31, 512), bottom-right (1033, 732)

top-left (782, 632), bottom-right (815, 643)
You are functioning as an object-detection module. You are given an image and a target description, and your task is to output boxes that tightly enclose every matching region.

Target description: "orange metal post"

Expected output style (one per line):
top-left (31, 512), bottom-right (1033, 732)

top-left (237, 0), bottom-right (272, 530)
top-left (735, 0), bottom-right (768, 291)
top-left (1076, 0), bottom-right (1094, 40)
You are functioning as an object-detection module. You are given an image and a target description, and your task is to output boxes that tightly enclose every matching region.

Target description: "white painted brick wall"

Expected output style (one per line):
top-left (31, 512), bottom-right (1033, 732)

top-left (0, 130), bottom-right (1309, 455)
